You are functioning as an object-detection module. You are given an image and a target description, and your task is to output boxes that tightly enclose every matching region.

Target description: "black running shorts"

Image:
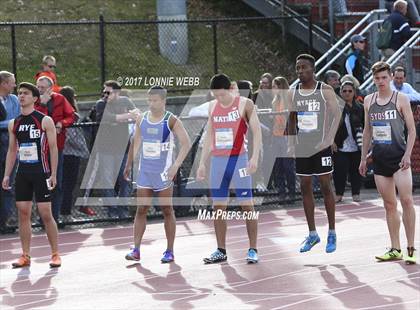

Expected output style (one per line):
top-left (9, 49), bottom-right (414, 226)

top-left (15, 172), bottom-right (51, 202)
top-left (296, 147), bottom-right (333, 176)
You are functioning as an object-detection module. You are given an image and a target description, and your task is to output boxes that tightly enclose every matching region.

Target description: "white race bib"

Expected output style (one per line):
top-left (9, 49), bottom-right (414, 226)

top-left (297, 112), bottom-right (318, 132)
top-left (19, 142), bottom-right (39, 163)
top-left (321, 156), bottom-right (332, 167)
top-left (372, 123), bottom-right (392, 144)
top-left (143, 140), bottom-right (161, 159)
top-left (215, 128), bottom-right (234, 149)
top-left (238, 168), bottom-right (250, 178)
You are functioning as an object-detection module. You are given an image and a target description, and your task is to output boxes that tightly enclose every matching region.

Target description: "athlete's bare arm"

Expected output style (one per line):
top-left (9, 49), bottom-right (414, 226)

top-left (197, 100), bottom-right (215, 180)
top-left (286, 88), bottom-right (297, 154)
top-left (43, 116), bottom-right (58, 189)
top-left (244, 98), bottom-right (261, 174)
top-left (2, 120), bottom-right (17, 190)
top-left (321, 83), bottom-right (341, 149)
top-left (397, 93), bottom-right (416, 169)
top-left (167, 115), bottom-right (192, 180)
top-left (124, 113), bottom-right (143, 180)
top-left (359, 94), bottom-right (374, 177)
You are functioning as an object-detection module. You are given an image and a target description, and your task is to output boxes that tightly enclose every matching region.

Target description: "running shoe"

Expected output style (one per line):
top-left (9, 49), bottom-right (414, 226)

top-left (161, 250), bottom-right (174, 263)
top-left (125, 247), bottom-right (140, 261)
top-left (246, 249), bottom-right (259, 264)
top-left (203, 249), bottom-right (227, 264)
top-left (49, 253), bottom-right (62, 268)
top-left (12, 254), bottom-right (31, 268)
top-left (405, 247), bottom-right (417, 265)
top-left (326, 233), bottom-right (337, 253)
top-left (299, 234), bottom-right (320, 253)
top-left (375, 248), bottom-right (403, 261)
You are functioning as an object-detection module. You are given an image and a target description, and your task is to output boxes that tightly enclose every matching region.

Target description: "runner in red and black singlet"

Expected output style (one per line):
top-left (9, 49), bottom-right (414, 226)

top-left (2, 82), bottom-right (61, 268)
top-left (197, 73), bottom-right (262, 264)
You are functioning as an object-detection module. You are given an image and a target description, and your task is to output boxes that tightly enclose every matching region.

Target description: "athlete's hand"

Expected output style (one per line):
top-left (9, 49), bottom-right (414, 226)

top-left (196, 164), bottom-right (206, 181)
top-left (2, 176), bottom-right (11, 190)
top-left (247, 157), bottom-right (258, 175)
top-left (129, 109), bottom-right (141, 120)
top-left (399, 153), bottom-right (411, 170)
top-left (47, 175), bottom-right (57, 190)
top-left (123, 165), bottom-right (131, 181)
top-left (167, 164), bottom-right (180, 181)
top-left (331, 143), bottom-right (338, 153)
top-left (359, 160), bottom-right (367, 177)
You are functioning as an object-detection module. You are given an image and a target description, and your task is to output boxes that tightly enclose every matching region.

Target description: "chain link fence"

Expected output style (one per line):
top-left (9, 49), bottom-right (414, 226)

top-left (1, 106), bottom-right (420, 232)
top-left (0, 15), bottom-right (311, 97)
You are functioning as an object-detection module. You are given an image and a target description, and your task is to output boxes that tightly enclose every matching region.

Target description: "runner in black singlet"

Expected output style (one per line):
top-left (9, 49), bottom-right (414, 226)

top-left (2, 82), bottom-right (61, 268)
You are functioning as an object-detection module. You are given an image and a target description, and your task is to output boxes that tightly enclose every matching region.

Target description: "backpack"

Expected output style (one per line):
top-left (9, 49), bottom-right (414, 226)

top-left (376, 19), bottom-right (393, 49)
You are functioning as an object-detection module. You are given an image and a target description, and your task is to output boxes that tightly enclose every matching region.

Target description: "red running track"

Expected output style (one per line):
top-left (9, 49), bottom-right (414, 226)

top-left (0, 195), bottom-right (419, 310)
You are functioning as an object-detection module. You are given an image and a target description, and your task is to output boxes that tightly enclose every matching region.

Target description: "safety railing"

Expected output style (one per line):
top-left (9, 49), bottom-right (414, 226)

top-left (360, 28), bottom-right (420, 91)
top-left (291, 9), bottom-right (387, 87)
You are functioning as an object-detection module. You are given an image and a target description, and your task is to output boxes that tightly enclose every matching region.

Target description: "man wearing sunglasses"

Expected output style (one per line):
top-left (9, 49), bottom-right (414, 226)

top-left (93, 80), bottom-right (140, 218)
top-left (345, 34), bottom-right (366, 85)
top-left (34, 55), bottom-right (61, 93)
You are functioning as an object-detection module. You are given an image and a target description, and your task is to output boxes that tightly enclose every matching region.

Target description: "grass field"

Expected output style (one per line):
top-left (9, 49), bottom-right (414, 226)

top-left (0, 0), bottom-right (308, 96)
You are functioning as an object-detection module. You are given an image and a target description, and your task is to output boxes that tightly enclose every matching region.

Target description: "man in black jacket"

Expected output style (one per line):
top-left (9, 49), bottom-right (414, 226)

top-left (382, 0), bottom-right (412, 60)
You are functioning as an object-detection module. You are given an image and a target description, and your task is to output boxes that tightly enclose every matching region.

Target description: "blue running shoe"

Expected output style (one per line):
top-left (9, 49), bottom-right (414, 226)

top-left (246, 249), bottom-right (259, 264)
top-left (300, 234), bottom-right (320, 252)
top-left (161, 250), bottom-right (174, 263)
top-left (125, 247), bottom-right (140, 261)
top-left (203, 249), bottom-right (227, 264)
top-left (326, 233), bottom-right (337, 253)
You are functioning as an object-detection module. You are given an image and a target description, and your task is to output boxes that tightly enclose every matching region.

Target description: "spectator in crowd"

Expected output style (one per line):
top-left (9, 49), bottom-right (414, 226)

top-left (34, 55), bottom-right (61, 93)
top-left (340, 74), bottom-right (364, 103)
top-left (324, 70), bottom-right (341, 95)
top-left (345, 34), bottom-right (366, 84)
top-left (382, 0), bottom-right (412, 60)
top-left (60, 86), bottom-right (92, 222)
top-left (332, 81), bottom-right (364, 203)
top-left (94, 80), bottom-right (140, 218)
top-left (253, 73), bottom-right (274, 109)
top-left (391, 66), bottom-right (420, 102)
top-left (0, 71), bottom-right (19, 232)
top-left (340, 74), bottom-right (360, 89)
top-left (237, 80), bottom-right (253, 99)
top-left (253, 73), bottom-right (274, 191)
top-left (386, 0), bottom-right (420, 26)
top-left (271, 76), bottom-right (296, 199)
top-left (36, 76), bottom-right (75, 223)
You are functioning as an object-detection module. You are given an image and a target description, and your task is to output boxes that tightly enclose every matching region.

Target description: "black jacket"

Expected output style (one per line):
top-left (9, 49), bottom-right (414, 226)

top-left (388, 10), bottom-right (411, 51)
top-left (334, 100), bottom-right (364, 149)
